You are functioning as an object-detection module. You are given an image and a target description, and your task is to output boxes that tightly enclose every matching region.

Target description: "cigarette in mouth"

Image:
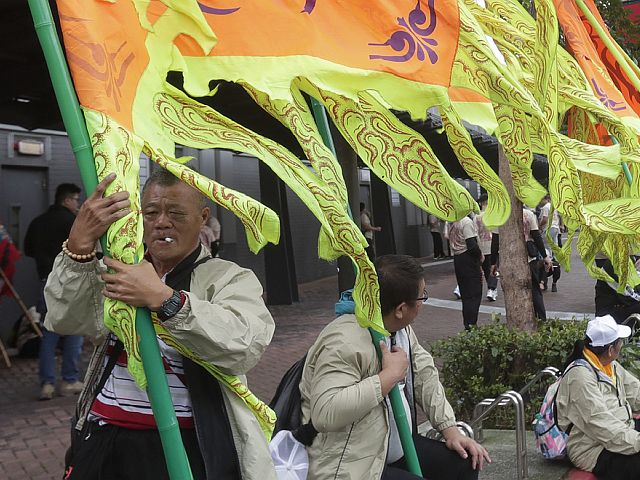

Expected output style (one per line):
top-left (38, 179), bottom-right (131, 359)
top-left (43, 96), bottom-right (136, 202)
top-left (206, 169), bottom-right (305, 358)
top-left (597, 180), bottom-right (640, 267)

top-left (164, 237), bottom-right (174, 243)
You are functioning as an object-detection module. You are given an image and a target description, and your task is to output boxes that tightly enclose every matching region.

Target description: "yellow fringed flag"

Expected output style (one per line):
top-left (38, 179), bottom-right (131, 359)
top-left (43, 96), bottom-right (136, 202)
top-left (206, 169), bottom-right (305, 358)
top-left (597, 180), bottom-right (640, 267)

top-left (53, 0), bottom-right (640, 427)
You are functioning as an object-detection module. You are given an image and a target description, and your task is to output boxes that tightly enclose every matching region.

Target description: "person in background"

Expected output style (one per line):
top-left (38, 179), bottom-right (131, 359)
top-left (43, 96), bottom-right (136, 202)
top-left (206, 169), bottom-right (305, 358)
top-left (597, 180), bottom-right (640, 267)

top-left (538, 195), bottom-right (562, 292)
top-left (24, 183), bottom-right (84, 400)
top-left (300, 255), bottom-right (490, 480)
top-left (448, 216), bottom-right (483, 329)
top-left (199, 215), bottom-right (221, 257)
top-left (595, 256), bottom-right (640, 324)
top-left (556, 315), bottom-right (640, 479)
top-left (538, 195), bottom-right (551, 234)
top-left (0, 220), bottom-right (20, 299)
top-left (491, 207), bottom-right (552, 320)
top-left (360, 202), bottom-right (382, 261)
top-left (428, 214), bottom-right (445, 260)
top-left (474, 195), bottom-right (498, 302)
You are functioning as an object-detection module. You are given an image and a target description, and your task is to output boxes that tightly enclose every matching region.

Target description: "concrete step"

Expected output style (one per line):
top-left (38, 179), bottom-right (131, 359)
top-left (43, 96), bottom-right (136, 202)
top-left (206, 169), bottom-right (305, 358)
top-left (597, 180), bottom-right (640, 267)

top-left (477, 429), bottom-right (571, 480)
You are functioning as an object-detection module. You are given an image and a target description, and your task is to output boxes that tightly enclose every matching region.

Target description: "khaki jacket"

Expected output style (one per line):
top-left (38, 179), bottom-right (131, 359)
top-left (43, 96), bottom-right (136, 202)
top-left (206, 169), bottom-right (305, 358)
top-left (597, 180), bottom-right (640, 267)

top-left (299, 314), bottom-right (456, 480)
top-left (44, 251), bottom-right (276, 480)
top-left (556, 360), bottom-right (640, 471)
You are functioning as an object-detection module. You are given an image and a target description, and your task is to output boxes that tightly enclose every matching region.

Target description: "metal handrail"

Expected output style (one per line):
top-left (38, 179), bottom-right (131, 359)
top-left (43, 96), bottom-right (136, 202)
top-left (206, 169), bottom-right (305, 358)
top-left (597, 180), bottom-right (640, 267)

top-left (470, 390), bottom-right (528, 480)
top-left (472, 366), bottom-right (560, 440)
top-left (517, 367), bottom-right (561, 397)
top-left (468, 367), bottom-right (568, 480)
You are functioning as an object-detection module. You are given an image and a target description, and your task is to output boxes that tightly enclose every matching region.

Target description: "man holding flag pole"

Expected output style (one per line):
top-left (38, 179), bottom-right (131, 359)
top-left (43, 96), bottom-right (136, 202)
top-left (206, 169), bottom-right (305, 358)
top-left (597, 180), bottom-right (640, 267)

top-left (44, 169), bottom-right (276, 479)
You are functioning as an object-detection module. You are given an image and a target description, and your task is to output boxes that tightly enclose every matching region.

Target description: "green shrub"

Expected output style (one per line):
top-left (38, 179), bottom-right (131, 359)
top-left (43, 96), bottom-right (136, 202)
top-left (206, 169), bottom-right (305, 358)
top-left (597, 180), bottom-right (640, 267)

top-left (620, 340), bottom-right (640, 378)
top-left (430, 317), bottom-right (588, 429)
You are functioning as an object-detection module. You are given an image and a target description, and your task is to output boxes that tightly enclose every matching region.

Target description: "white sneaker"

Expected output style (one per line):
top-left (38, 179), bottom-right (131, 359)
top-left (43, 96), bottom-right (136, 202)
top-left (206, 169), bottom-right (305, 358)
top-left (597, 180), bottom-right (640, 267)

top-left (39, 383), bottom-right (55, 401)
top-left (453, 285), bottom-right (461, 299)
top-left (60, 381), bottom-right (84, 396)
top-left (487, 289), bottom-right (498, 301)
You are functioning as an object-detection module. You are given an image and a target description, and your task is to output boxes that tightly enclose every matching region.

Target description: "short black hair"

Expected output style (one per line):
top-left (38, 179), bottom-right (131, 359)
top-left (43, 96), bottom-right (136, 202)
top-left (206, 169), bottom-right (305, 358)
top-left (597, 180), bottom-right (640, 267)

top-left (375, 255), bottom-right (424, 316)
top-left (54, 183), bottom-right (81, 205)
top-left (360, 202), bottom-right (365, 211)
top-left (478, 193), bottom-right (488, 205)
top-left (142, 168), bottom-right (207, 209)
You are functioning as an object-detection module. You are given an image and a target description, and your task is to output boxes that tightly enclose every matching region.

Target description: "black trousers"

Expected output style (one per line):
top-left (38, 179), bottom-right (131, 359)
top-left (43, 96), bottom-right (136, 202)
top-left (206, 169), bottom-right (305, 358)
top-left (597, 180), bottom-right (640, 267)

top-left (454, 251), bottom-right (483, 329)
top-left (66, 423), bottom-right (207, 480)
top-left (529, 261), bottom-right (547, 320)
top-left (381, 435), bottom-right (478, 480)
top-left (481, 256), bottom-right (498, 290)
top-left (431, 232), bottom-right (444, 258)
top-left (365, 242), bottom-right (376, 261)
top-left (540, 262), bottom-right (561, 289)
top-left (592, 420), bottom-right (640, 479)
top-left (598, 303), bottom-right (640, 324)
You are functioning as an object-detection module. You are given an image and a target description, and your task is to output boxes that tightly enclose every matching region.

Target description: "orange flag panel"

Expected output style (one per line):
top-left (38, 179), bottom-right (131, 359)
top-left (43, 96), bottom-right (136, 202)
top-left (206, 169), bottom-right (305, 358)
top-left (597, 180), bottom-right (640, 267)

top-left (179, 0), bottom-right (460, 87)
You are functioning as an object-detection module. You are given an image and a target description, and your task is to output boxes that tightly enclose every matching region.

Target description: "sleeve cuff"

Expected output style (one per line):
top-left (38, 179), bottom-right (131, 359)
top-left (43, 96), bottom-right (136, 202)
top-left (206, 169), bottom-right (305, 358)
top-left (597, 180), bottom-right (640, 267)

top-left (435, 419), bottom-right (457, 432)
top-left (371, 374), bottom-right (384, 404)
top-left (59, 251), bottom-right (103, 273)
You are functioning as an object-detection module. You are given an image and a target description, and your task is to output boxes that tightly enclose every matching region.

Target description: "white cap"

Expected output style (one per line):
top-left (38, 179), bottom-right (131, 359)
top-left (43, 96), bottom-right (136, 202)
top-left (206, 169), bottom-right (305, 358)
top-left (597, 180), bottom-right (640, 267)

top-left (586, 315), bottom-right (631, 347)
top-left (269, 430), bottom-right (308, 480)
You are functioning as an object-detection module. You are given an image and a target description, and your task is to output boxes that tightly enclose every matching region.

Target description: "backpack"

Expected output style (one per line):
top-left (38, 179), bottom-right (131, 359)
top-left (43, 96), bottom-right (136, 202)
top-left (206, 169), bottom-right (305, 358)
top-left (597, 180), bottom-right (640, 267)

top-left (270, 355), bottom-right (307, 435)
top-left (533, 359), bottom-right (589, 459)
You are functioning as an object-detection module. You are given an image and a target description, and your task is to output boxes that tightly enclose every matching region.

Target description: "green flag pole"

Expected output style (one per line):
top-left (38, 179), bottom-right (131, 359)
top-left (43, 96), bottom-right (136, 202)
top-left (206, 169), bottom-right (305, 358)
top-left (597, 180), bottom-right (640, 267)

top-left (573, 0), bottom-right (640, 94)
top-left (309, 98), bottom-right (423, 476)
top-left (571, 0), bottom-right (638, 189)
top-left (27, 1), bottom-right (193, 478)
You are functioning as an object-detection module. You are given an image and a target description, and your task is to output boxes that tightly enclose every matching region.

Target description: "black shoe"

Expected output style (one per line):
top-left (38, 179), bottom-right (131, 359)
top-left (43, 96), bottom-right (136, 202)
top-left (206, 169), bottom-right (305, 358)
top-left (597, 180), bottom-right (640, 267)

top-left (552, 284), bottom-right (557, 292)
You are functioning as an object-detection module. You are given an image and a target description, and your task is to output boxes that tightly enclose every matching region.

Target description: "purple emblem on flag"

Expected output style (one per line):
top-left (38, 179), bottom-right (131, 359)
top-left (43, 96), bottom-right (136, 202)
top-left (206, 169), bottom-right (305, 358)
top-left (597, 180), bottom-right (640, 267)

top-left (198, 3), bottom-right (240, 15)
top-left (302, 0), bottom-right (317, 14)
top-left (591, 78), bottom-right (626, 111)
top-left (369, 0), bottom-right (439, 64)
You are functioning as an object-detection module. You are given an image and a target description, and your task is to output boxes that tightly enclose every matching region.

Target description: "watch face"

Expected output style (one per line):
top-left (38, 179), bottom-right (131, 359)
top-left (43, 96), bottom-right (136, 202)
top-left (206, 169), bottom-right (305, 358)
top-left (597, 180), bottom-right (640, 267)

top-left (161, 291), bottom-right (182, 317)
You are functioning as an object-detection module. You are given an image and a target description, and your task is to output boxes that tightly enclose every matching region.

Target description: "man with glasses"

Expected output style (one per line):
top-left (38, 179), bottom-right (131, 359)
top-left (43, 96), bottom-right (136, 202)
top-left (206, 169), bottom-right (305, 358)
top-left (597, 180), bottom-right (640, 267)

top-left (25, 183), bottom-right (84, 400)
top-left (300, 254), bottom-right (490, 480)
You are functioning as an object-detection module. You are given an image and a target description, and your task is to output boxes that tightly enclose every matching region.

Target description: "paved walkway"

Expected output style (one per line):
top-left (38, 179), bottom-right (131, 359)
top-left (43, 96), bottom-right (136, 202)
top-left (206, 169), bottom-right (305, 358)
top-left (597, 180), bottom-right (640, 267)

top-left (0, 249), bottom-right (597, 479)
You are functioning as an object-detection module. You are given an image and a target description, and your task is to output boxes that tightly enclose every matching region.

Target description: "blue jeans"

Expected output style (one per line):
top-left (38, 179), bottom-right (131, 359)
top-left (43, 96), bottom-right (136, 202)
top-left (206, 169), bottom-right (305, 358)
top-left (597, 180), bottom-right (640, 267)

top-left (37, 280), bottom-right (83, 385)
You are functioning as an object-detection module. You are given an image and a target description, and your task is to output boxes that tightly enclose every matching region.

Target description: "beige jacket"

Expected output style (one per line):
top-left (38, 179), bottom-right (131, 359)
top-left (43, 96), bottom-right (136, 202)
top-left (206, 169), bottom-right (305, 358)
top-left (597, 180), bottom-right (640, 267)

top-left (300, 314), bottom-right (456, 480)
top-left (556, 360), bottom-right (640, 471)
top-left (44, 250), bottom-right (276, 480)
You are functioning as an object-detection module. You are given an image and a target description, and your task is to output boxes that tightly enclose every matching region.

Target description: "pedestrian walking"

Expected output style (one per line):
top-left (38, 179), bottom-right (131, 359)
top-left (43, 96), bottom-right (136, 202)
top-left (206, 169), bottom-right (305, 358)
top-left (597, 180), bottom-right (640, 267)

top-left (474, 195), bottom-right (498, 301)
top-left (447, 216), bottom-right (483, 329)
top-left (24, 183), bottom-right (84, 400)
top-left (538, 195), bottom-right (561, 292)
top-left (360, 202), bottom-right (382, 261)
top-left (491, 207), bottom-right (552, 320)
top-left (428, 214), bottom-right (445, 259)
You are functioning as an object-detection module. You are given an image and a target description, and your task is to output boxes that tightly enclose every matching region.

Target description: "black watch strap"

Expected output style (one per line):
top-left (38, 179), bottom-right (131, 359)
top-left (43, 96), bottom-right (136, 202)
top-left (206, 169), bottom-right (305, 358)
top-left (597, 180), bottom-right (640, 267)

top-left (158, 289), bottom-right (183, 321)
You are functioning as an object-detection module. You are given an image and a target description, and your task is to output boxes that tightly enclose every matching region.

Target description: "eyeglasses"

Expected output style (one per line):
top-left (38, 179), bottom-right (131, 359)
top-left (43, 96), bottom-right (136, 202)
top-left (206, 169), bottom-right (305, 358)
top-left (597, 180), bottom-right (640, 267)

top-left (415, 288), bottom-right (429, 304)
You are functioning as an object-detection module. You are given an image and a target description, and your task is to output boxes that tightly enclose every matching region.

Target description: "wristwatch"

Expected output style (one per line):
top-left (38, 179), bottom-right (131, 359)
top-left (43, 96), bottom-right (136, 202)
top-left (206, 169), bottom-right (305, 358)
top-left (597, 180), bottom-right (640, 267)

top-left (157, 289), bottom-right (183, 321)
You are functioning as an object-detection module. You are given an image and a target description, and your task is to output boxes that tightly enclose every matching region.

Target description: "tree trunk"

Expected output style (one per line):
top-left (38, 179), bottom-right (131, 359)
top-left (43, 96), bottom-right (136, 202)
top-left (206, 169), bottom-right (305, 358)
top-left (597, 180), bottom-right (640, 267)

top-left (498, 146), bottom-right (537, 331)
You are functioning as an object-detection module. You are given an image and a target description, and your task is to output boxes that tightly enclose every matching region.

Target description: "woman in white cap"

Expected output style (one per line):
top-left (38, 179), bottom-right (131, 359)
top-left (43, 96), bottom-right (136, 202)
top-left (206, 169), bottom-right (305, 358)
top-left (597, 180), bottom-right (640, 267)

top-left (556, 315), bottom-right (640, 479)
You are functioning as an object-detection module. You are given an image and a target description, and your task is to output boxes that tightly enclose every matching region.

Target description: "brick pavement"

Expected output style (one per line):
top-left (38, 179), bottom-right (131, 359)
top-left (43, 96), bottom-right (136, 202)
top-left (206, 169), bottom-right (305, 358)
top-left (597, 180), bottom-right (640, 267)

top-left (0, 250), bottom-right (596, 479)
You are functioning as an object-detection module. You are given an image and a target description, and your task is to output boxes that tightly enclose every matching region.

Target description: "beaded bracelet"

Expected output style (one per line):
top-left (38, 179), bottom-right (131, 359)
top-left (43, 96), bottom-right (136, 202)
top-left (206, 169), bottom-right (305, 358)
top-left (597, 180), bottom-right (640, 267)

top-left (61, 239), bottom-right (96, 262)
